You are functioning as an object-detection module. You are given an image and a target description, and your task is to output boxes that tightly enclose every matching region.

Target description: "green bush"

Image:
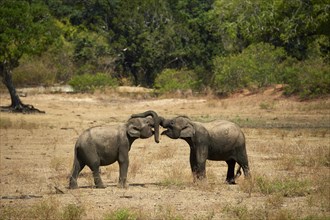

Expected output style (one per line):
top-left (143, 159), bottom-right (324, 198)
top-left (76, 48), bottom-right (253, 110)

top-left (212, 43), bottom-right (286, 95)
top-left (13, 54), bottom-right (58, 87)
top-left (154, 68), bottom-right (199, 94)
top-left (281, 57), bottom-right (330, 99)
top-left (68, 72), bottom-right (118, 92)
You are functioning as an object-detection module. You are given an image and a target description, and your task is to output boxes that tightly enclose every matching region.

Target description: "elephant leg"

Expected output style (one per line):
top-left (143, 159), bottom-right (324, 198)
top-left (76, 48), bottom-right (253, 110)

top-left (69, 157), bottom-right (85, 189)
top-left (241, 164), bottom-right (250, 178)
top-left (190, 150), bottom-right (198, 181)
top-left (236, 154), bottom-right (250, 178)
top-left (196, 161), bottom-right (206, 180)
top-left (226, 159), bottom-right (236, 184)
top-left (118, 160), bottom-right (129, 188)
top-left (190, 149), bottom-right (207, 181)
top-left (90, 162), bottom-right (105, 189)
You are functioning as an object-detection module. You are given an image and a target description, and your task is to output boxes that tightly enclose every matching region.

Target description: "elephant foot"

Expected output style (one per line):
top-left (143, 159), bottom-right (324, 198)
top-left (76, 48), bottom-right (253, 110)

top-left (118, 177), bottom-right (129, 188)
top-left (117, 179), bottom-right (129, 188)
top-left (226, 178), bottom-right (236, 185)
top-left (95, 179), bottom-right (106, 189)
top-left (93, 175), bottom-right (106, 189)
top-left (69, 178), bottom-right (78, 189)
top-left (95, 183), bottom-right (106, 189)
top-left (117, 182), bottom-right (129, 188)
top-left (192, 172), bottom-right (206, 183)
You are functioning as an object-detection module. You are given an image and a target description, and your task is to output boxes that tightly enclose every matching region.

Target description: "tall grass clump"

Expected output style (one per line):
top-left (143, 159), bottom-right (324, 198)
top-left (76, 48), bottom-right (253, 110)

top-left (0, 199), bottom-right (85, 220)
top-left (61, 204), bottom-right (85, 220)
top-left (68, 72), bottom-right (118, 93)
top-left (104, 208), bottom-right (138, 220)
top-left (223, 204), bottom-right (296, 220)
top-left (160, 163), bottom-right (190, 188)
top-left (255, 175), bottom-right (311, 197)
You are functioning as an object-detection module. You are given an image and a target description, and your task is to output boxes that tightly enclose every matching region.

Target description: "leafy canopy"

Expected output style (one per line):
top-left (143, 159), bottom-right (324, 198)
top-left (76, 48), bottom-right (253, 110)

top-left (0, 0), bottom-right (58, 68)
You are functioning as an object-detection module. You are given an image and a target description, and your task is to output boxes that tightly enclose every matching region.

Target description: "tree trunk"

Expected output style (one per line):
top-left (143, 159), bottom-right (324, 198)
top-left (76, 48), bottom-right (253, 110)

top-left (0, 63), bottom-right (45, 113)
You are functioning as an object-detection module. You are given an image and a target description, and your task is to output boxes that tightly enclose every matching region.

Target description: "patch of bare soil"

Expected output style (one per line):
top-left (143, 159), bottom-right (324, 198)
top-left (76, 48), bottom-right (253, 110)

top-left (0, 88), bottom-right (329, 219)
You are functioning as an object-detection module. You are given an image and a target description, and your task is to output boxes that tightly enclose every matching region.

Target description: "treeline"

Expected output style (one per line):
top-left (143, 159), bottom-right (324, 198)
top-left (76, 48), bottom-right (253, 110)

top-left (2, 0), bottom-right (330, 98)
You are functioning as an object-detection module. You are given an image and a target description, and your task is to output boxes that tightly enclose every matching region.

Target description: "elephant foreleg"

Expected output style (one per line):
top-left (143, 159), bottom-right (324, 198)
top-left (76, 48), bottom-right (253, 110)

top-left (118, 160), bottom-right (129, 188)
top-left (196, 162), bottom-right (206, 180)
top-left (190, 150), bottom-right (206, 181)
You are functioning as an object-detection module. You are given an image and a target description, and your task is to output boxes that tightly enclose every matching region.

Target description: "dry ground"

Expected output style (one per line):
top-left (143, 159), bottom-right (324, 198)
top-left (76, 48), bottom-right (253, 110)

top-left (0, 88), bottom-right (329, 219)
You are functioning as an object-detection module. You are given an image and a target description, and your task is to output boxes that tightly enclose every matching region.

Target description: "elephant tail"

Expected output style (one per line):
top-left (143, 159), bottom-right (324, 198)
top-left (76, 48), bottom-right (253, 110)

top-left (69, 146), bottom-right (83, 176)
top-left (234, 165), bottom-right (242, 180)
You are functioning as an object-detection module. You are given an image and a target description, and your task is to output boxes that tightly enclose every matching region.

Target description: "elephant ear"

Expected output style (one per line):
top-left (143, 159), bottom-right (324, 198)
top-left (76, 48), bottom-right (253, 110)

top-left (180, 123), bottom-right (195, 138)
top-left (127, 123), bottom-right (140, 138)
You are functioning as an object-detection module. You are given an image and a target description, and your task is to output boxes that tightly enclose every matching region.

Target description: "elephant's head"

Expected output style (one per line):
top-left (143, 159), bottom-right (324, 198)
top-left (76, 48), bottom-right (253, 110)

top-left (129, 110), bottom-right (160, 143)
top-left (160, 116), bottom-right (194, 139)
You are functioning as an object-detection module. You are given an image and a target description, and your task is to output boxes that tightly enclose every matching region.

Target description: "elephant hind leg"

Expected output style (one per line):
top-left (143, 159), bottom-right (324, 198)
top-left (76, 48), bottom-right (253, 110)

top-left (242, 164), bottom-right (250, 178)
top-left (236, 158), bottom-right (250, 178)
top-left (235, 166), bottom-right (242, 180)
top-left (226, 159), bottom-right (236, 184)
top-left (89, 162), bottom-right (105, 189)
top-left (69, 156), bottom-right (85, 189)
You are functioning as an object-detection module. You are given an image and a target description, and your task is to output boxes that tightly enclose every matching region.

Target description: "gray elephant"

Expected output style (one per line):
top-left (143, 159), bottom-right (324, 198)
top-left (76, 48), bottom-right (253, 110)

top-left (69, 110), bottom-right (160, 189)
top-left (160, 116), bottom-right (249, 184)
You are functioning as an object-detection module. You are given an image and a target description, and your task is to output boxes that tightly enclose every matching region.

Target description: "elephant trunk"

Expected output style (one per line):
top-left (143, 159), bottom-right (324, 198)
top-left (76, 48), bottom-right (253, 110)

top-left (159, 116), bottom-right (167, 127)
top-left (131, 110), bottom-right (160, 143)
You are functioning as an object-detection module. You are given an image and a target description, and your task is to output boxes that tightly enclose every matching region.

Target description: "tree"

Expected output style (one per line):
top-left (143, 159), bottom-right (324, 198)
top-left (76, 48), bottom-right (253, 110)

top-left (209, 0), bottom-right (329, 59)
top-left (0, 0), bottom-right (58, 113)
top-left (109, 0), bottom-right (176, 86)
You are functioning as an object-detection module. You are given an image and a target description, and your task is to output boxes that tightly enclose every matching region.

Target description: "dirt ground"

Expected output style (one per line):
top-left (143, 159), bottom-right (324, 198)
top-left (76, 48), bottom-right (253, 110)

top-left (0, 88), bottom-right (329, 219)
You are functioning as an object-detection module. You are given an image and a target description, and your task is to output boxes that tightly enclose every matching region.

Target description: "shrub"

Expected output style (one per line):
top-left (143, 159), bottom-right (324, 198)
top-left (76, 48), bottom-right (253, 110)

top-left (13, 54), bottom-right (57, 87)
top-left (154, 68), bottom-right (199, 94)
top-left (68, 72), bottom-right (118, 92)
top-left (212, 43), bottom-right (286, 95)
top-left (281, 57), bottom-right (330, 99)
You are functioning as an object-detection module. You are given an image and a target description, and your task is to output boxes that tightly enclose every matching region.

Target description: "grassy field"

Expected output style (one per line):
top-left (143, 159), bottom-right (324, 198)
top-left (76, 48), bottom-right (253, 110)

top-left (0, 88), bottom-right (329, 219)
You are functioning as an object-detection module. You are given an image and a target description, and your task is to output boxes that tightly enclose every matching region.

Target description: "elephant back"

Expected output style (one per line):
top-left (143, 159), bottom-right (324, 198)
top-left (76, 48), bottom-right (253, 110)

top-left (207, 120), bottom-right (244, 149)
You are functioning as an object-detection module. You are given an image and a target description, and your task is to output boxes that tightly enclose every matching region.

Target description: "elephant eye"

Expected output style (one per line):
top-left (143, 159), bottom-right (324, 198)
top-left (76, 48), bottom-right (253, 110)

top-left (170, 120), bottom-right (175, 126)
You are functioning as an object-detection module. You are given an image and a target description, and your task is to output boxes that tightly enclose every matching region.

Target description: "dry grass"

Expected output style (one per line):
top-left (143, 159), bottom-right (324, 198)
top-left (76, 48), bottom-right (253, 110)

top-left (160, 162), bottom-right (191, 187)
top-left (129, 159), bottom-right (142, 178)
top-left (0, 117), bottom-right (40, 129)
top-left (153, 145), bottom-right (177, 160)
top-left (0, 197), bottom-right (85, 220)
top-left (0, 92), bottom-right (329, 219)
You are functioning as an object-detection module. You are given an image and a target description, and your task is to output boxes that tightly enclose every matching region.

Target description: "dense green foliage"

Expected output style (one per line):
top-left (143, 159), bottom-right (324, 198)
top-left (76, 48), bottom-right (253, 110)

top-left (0, 0), bottom-right (58, 69)
top-left (68, 73), bottom-right (118, 93)
top-left (1, 0), bottom-right (329, 98)
top-left (154, 69), bottom-right (199, 94)
top-left (213, 43), bottom-right (287, 94)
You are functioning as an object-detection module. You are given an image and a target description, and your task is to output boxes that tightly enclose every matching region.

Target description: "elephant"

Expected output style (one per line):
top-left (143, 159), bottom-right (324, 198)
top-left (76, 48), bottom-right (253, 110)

top-left (69, 110), bottom-right (160, 189)
top-left (160, 116), bottom-right (250, 184)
